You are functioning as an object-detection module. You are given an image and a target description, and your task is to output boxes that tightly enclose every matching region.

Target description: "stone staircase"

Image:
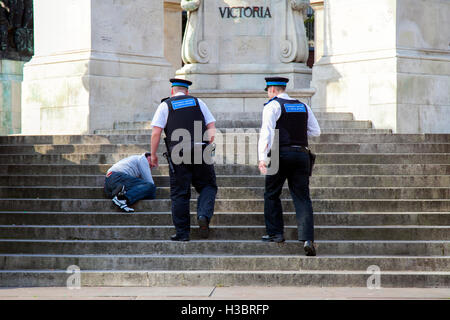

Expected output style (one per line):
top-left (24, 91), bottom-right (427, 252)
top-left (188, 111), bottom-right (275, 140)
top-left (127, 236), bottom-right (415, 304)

top-left (0, 111), bottom-right (449, 287)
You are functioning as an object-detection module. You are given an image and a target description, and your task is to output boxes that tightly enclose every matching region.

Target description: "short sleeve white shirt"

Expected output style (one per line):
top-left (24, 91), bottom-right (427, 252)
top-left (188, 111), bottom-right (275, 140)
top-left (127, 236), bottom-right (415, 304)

top-left (151, 92), bottom-right (216, 129)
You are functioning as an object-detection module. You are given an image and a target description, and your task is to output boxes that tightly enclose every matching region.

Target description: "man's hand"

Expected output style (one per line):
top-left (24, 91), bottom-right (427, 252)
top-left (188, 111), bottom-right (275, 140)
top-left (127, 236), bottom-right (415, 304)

top-left (206, 122), bottom-right (216, 144)
top-left (258, 160), bottom-right (267, 175)
top-left (150, 154), bottom-right (159, 168)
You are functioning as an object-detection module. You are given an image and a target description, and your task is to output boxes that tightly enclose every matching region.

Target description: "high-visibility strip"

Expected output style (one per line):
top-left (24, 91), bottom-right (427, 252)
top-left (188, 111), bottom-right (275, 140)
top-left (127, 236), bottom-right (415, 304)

top-left (171, 98), bottom-right (197, 110)
top-left (266, 82), bottom-right (287, 86)
top-left (171, 82), bottom-right (190, 88)
top-left (284, 104), bottom-right (306, 113)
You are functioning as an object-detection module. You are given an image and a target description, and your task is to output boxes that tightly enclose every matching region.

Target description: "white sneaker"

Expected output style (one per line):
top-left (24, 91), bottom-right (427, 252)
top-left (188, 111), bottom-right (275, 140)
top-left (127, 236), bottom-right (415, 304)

top-left (112, 196), bottom-right (135, 212)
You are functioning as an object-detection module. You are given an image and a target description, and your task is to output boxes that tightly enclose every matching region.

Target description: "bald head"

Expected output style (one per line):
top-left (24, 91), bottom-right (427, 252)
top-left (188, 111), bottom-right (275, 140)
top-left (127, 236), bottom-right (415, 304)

top-left (172, 86), bottom-right (188, 96)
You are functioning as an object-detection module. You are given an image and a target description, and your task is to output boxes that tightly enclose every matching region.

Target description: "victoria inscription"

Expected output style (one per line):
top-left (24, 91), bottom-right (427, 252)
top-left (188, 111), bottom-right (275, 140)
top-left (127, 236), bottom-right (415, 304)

top-left (219, 6), bottom-right (272, 19)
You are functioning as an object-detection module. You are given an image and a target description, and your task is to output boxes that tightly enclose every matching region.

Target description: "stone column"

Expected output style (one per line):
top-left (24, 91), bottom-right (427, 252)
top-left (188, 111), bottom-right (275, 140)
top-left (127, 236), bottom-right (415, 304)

top-left (395, 0), bottom-right (450, 133)
top-left (164, 0), bottom-right (182, 70)
top-left (0, 60), bottom-right (24, 135)
top-left (309, 0), bottom-right (324, 63)
top-left (21, 0), bottom-right (173, 135)
top-left (310, 0), bottom-right (450, 133)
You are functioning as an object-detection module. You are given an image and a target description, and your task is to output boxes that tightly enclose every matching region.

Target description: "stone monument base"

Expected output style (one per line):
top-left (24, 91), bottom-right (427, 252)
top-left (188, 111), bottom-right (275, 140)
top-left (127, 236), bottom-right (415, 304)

top-left (21, 52), bottom-right (172, 135)
top-left (191, 89), bottom-right (315, 114)
top-left (176, 63), bottom-right (312, 91)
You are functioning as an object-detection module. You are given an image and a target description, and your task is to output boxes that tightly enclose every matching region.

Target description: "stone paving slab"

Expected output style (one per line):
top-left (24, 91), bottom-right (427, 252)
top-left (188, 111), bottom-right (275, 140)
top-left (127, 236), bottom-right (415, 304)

top-left (0, 286), bottom-right (449, 300)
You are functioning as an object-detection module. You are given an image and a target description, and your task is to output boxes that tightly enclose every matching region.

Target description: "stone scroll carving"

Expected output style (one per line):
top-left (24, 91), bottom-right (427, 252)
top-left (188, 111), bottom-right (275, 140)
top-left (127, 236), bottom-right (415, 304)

top-left (280, 0), bottom-right (309, 63)
top-left (181, 0), bottom-right (210, 64)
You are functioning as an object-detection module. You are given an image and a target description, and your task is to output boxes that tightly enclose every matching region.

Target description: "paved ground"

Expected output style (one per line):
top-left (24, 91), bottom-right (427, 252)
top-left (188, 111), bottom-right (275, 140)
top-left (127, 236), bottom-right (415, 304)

top-left (0, 287), bottom-right (449, 300)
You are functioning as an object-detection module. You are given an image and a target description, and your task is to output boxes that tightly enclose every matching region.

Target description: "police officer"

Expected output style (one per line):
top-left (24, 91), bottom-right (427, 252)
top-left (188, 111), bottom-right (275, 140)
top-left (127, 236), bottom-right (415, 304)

top-left (258, 77), bottom-right (321, 256)
top-left (150, 78), bottom-right (217, 241)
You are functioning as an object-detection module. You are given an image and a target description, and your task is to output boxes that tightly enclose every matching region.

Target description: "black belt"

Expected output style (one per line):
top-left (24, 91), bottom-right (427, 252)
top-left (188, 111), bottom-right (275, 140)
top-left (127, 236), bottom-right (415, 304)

top-left (280, 145), bottom-right (309, 153)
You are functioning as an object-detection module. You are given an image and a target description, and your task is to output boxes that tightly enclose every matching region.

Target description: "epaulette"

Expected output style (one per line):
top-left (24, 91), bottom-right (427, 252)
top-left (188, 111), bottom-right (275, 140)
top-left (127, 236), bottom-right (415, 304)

top-left (264, 96), bottom-right (278, 106)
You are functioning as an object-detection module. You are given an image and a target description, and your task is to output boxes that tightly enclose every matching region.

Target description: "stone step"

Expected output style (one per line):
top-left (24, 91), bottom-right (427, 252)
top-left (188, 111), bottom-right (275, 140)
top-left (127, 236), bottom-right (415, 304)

top-left (0, 225), bottom-right (448, 240)
top-left (113, 119), bottom-right (372, 130)
top-left (2, 198), bottom-right (449, 212)
top-left (2, 175), bottom-right (449, 188)
top-left (1, 153), bottom-right (449, 164)
top-left (1, 239), bottom-right (447, 256)
top-left (94, 128), bottom-right (393, 135)
top-left (1, 254), bottom-right (448, 271)
top-left (3, 143), bottom-right (450, 155)
top-left (0, 270), bottom-right (448, 288)
top-left (1, 212), bottom-right (448, 226)
top-left (1, 164), bottom-right (449, 176)
top-left (1, 186), bottom-right (449, 200)
top-left (2, 133), bottom-right (449, 145)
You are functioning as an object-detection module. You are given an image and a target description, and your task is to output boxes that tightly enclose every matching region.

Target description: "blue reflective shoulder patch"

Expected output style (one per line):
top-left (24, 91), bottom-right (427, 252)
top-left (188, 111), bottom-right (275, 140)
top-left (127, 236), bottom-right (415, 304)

top-left (284, 104), bottom-right (306, 113)
top-left (171, 98), bottom-right (197, 110)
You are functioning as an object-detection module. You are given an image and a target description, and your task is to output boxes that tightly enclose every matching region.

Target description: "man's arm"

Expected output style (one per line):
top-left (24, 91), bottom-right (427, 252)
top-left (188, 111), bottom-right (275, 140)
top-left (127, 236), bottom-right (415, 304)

top-left (258, 102), bottom-right (280, 174)
top-left (150, 126), bottom-right (163, 168)
top-left (206, 122), bottom-right (216, 144)
top-left (306, 104), bottom-right (321, 137)
top-left (199, 99), bottom-right (216, 143)
top-left (150, 102), bottom-right (169, 168)
top-left (138, 155), bottom-right (154, 184)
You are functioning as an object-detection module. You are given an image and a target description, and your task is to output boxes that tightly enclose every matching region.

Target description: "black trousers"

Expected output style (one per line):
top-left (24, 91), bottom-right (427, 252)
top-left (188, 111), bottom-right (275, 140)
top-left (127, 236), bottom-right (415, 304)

top-left (264, 148), bottom-right (314, 241)
top-left (169, 161), bottom-right (217, 237)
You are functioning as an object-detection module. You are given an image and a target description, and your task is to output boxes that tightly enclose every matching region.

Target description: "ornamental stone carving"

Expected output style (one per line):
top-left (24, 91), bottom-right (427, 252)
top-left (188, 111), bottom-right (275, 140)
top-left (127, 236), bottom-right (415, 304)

top-left (280, 0), bottom-right (309, 63)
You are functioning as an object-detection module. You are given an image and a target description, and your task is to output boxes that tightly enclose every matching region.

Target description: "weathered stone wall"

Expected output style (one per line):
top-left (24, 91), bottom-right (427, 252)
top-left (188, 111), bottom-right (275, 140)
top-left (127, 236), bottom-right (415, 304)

top-left (395, 0), bottom-right (450, 133)
top-left (21, 0), bottom-right (172, 135)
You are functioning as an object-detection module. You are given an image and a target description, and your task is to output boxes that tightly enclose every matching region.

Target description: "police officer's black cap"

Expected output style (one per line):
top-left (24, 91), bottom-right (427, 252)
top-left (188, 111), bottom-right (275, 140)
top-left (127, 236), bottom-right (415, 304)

top-left (170, 78), bottom-right (192, 88)
top-left (264, 77), bottom-right (289, 91)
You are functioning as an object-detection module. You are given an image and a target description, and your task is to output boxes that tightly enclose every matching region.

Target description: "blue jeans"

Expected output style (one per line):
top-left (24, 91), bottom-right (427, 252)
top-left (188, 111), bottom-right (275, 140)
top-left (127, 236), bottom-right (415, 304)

top-left (104, 172), bottom-right (156, 205)
top-left (264, 149), bottom-right (314, 241)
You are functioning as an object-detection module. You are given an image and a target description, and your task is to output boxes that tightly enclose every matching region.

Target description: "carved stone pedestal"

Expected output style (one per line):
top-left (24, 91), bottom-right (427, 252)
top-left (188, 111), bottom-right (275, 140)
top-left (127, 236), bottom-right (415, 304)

top-left (176, 0), bottom-right (312, 93)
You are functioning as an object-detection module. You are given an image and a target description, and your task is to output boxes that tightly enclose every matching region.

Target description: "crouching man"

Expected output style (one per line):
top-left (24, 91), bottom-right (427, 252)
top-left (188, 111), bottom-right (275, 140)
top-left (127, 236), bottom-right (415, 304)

top-left (104, 152), bottom-right (156, 212)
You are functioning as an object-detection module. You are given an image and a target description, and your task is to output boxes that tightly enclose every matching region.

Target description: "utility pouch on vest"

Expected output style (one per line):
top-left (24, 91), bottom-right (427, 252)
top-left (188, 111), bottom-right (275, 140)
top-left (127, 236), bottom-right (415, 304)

top-left (163, 137), bottom-right (176, 174)
top-left (308, 150), bottom-right (316, 176)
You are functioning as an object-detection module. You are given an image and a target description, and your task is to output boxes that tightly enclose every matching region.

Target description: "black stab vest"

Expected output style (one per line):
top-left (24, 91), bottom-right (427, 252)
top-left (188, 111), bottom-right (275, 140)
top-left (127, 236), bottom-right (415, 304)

top-left (164, 95), bottom-right (207, 147)
top-left (272, 97), bottom-right (309, 147)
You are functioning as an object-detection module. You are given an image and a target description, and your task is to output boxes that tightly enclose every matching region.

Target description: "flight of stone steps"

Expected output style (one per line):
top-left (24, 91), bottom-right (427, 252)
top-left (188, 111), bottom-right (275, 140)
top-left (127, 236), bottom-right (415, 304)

top-left (0, 111), bottom-right (449, 287)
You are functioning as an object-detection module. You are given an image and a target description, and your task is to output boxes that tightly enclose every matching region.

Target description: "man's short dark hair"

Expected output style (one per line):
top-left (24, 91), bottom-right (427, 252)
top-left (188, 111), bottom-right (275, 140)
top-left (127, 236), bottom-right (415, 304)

top-left (145, 152), bottom-right (151, 158)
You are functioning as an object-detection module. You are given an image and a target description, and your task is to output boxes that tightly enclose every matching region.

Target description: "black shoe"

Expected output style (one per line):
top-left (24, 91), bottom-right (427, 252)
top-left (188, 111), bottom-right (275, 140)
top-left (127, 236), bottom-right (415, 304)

top-left (304, 240), bottom-right (316, 256)
top-left (262, 234), bottom-right (285, 243)
top-left (198, 216), bottom-right (210, 239)
top-left (170, 234), bottom-right (190, 241)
